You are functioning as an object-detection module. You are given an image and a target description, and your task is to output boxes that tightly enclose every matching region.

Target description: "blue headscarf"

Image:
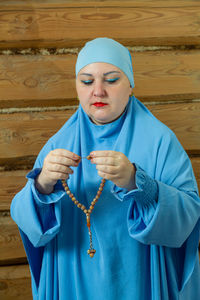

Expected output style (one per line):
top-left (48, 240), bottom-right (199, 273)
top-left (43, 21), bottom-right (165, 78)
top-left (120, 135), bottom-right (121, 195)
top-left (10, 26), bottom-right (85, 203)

top-left (75, 37), bottom-right (134, 88)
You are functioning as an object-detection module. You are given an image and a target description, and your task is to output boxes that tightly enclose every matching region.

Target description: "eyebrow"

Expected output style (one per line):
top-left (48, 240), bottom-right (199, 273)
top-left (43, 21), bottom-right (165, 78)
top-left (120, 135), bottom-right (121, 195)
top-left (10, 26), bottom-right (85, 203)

top-left (79, 71), bottom-right (121, 77)
top-left (104, 71), bottom-right (121, 76)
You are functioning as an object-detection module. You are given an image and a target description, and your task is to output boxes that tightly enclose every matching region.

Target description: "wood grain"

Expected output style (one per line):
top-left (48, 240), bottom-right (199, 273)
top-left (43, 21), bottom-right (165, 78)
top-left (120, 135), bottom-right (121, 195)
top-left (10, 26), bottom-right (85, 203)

top-left (0, 264), bottom-right (32, 300)
top-left (0, 109), bottom-right (74, 163)
top-left (191, 157), bottom-right (200, 191)
top-left (1, 50), bottom-right (200, 108)
top-left (0, 1), bottom-right (200, 48)
top-left (1, 1), bottom-right (200, 7)
top-left (2, 1), bottom-right (200, 7)
top-left (0, 54), bottom-right (77, 108)
top-left (0, 215), bottom-right (27, 265)
top-left (146, 102), bottom-right (200, 154)
top-left (0, 170), bottom-right (29, 211)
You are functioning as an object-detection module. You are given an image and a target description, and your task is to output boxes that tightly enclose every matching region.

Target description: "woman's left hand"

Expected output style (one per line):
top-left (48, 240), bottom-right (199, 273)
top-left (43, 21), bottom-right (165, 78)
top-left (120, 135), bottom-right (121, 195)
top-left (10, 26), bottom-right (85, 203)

top-left (90, 151), bottom-right (136, 191)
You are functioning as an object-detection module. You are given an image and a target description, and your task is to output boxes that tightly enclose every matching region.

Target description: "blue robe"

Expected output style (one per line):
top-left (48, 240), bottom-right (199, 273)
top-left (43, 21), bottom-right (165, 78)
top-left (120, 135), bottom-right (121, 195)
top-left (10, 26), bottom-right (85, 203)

top-left (11, 97), bottom-right (200, 300)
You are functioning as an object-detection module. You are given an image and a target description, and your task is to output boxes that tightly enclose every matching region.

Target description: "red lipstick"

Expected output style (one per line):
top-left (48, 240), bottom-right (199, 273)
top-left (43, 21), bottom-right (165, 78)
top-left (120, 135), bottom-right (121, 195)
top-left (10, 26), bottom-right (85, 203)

top-left (93, 102), bottom-right (108, 107)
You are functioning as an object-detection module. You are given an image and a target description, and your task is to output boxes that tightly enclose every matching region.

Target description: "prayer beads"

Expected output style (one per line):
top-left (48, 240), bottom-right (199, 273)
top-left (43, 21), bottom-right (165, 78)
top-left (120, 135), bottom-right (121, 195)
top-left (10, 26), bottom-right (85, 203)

top-left (61, 156), bottom-right (106, 258)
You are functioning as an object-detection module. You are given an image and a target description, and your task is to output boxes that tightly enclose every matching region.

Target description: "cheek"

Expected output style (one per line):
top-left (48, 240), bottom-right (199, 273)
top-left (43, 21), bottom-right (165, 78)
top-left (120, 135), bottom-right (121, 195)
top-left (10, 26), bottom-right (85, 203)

top-left (114, 87), bottom-right (130, 103)
top-left (77, 91), bottom-right (92, 111)
top-left (77, 86), bottom-right (89, 103)
top-left (78, 85), bottom-right (92, 97)
top-left (115, 90), bottom-right (130, 112)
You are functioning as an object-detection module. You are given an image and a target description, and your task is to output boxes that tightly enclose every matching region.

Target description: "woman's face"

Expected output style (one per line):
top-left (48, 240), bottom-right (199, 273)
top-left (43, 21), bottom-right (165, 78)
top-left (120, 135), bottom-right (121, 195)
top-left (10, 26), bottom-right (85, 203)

top-left (76, 63), bottom-right (132, 125)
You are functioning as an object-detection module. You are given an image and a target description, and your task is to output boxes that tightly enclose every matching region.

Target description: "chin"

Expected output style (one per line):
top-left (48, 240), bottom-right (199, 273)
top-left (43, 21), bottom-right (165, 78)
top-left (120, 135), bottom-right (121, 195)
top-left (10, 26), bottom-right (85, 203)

top-left (89, 112), bottom-right (109, 124)
top-left (91, 116), bottom-right (114, 125)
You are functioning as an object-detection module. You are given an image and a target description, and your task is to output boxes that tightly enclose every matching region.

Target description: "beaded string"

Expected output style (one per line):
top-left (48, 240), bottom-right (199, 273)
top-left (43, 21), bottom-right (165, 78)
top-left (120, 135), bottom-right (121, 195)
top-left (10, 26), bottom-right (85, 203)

top-left (61, 155), bottom-right (106, 258)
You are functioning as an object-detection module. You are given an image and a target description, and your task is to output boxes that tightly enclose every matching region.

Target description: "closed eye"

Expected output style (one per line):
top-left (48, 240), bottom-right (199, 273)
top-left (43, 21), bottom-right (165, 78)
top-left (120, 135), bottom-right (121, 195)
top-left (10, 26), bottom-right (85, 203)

top-left (81, 80), bottom-right (93, 85)
top-left (105, 77), bottom-right (120, 84)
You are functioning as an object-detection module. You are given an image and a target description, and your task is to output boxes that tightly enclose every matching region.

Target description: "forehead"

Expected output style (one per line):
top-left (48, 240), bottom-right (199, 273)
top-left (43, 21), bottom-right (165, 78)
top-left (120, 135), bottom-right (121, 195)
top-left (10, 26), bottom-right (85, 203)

top-left (78, 62), bottom-right (122, 76)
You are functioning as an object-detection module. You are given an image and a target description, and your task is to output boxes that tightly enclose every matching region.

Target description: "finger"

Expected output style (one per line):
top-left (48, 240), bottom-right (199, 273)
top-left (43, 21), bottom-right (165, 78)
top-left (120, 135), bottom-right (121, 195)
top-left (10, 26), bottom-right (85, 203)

top-left (97, 170), bottom-right (116, 180)
top-left (49, 155), bottom-right (80, 167)
top-left (51, 149), bottom-right (81, 161)
top-left (47, 164), bottom-right (74, 175)
top-left (48, 171), bottom-right (70, 181)
top-left (91, 156), bottom-right (118, 166)
top-left (90, 150), bottom-right (117, 158)
top-left (96, 164), bottom-right (119, 175)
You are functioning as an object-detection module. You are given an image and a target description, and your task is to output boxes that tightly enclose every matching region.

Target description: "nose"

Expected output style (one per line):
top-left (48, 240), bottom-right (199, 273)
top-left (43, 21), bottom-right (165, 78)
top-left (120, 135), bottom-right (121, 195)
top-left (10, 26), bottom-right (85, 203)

top-left (93, 80), bottom-right (106, 98)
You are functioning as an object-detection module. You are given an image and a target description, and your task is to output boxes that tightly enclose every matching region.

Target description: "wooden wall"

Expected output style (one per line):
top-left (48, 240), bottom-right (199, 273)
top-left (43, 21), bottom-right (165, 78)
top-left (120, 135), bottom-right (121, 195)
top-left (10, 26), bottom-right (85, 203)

top-left (0, 1), bottom-right (200, 299)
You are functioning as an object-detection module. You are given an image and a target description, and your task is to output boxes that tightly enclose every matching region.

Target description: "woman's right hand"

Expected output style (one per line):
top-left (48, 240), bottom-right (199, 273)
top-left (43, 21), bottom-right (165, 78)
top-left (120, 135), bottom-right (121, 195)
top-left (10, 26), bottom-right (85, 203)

top-left (35, 149), bottom-right (81, 194)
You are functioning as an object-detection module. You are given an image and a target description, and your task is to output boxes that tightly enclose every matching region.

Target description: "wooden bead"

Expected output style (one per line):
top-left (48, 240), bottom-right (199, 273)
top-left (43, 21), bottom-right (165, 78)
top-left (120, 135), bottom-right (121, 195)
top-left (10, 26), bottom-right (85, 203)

top-left (87, 249), bottom-right (96, 258)
top-left (61, 174), bottom-right (106, 257)
top-left (101, 180), bottom-right (106, 186)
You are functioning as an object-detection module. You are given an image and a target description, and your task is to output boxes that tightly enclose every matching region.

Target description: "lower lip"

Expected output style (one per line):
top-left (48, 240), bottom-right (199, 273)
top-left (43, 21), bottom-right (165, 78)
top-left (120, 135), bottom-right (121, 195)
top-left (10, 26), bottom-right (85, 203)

top-left (93, 103), bottom-right (108, 107)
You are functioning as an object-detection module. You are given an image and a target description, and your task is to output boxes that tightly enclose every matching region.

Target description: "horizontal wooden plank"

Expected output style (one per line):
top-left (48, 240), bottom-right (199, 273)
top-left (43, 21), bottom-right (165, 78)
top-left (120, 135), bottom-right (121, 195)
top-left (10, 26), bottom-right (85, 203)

top-left (191, 157), bottom-right (200, 191)
top-left (0, 170), bottom-right (29, 211)
top-left (2, 1), bottom-right (200, 8)
top-left (146, 102), bottom-right (200, 154)
top-left (0, 264), bottom-right (32, 300)
top-left (0, 54), bottom-right (77, 108)
top-left (134, 50), bottom-right (200, 102)
top-left (0, 215), bottom-right (27, 265)
top-left (1, 50), bottom-right (200, 108)
top-left (0, 109), bottom-right (73, 163)
top-left (0, 1), bottom-right (200, 48)
top-left (1, 156), bottom-right (199, 212)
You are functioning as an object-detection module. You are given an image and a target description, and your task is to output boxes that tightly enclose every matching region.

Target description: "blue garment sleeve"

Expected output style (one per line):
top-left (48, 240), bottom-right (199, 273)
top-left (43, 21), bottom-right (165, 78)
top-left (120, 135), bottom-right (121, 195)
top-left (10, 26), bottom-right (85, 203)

top-left (112, 132), bottom-right (200, 292)
top-left (112, 163), bottom-right (158, 229)
top-left (10, 142), bottom-right (65, 291)
top-left (112, 133), bottom-right (200, 248)
top-left (10, 162), bottom-right (64, 248)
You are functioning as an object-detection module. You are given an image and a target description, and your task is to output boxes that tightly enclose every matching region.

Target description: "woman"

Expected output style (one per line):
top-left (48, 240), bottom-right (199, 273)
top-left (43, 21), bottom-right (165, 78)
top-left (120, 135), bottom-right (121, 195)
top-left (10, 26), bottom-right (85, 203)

top-left (11, 38), bottom-right (200, 300)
